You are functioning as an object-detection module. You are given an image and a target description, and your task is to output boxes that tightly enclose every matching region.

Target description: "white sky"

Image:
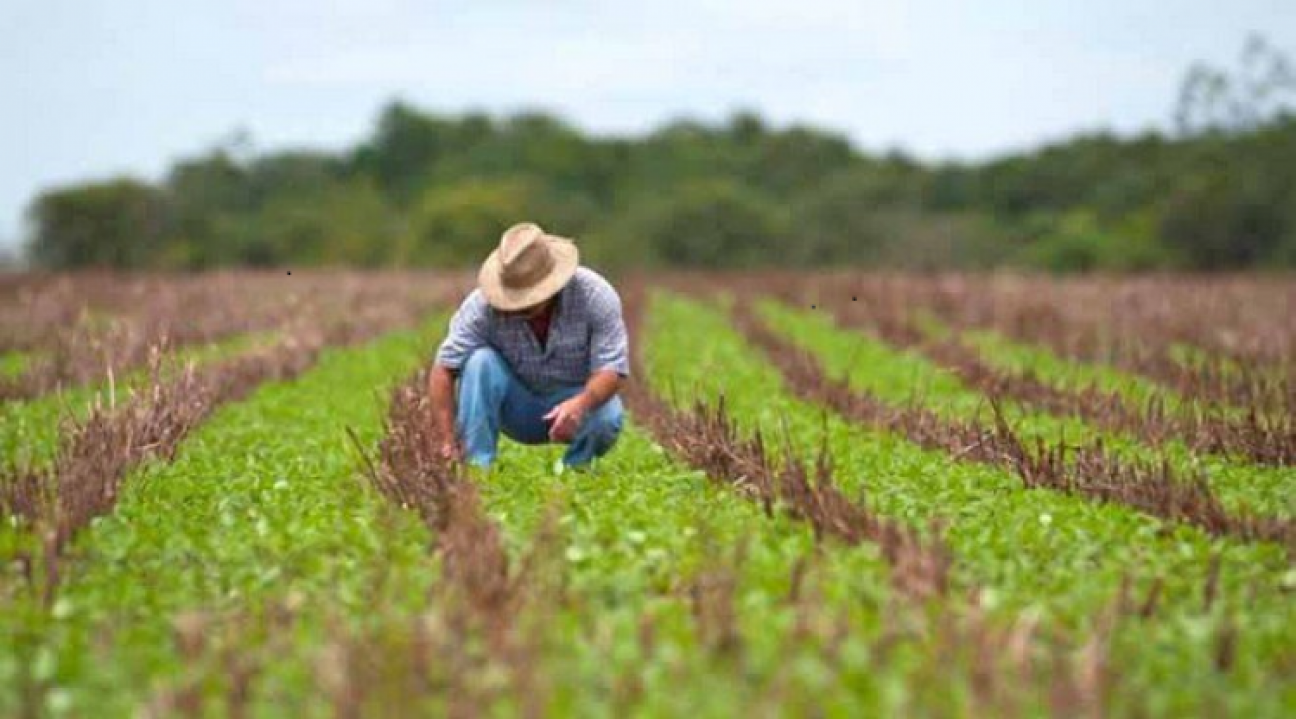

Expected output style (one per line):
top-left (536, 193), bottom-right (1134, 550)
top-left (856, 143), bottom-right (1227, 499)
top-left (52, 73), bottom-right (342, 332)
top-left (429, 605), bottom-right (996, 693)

top-left (3, 0), bottom-right (1294, 251)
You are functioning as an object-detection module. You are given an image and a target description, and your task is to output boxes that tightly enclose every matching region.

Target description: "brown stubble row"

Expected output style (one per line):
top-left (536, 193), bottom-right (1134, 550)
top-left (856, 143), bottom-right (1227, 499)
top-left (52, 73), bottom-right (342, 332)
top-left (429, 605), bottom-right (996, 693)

top-left (724, 300), bottom-right (1294, 552)
top-left (3, 340), bottom-right (326, 719)
top-left (289, 286), bottom-right (1120, 716)
top-left (793, 276), bottom-right (1296, 469)
top-left (910, 333), bottom-right (1296, 467)
top-left (0, 277), bottom-right (466, 605)
top-left (2, 339), bottom-right (322, 606)
top-left (0, 270), bottom-right (459, 402)
top-left (346, 369), bottom-right (549, 719)
top-left (829, 272), bottom-right (1294, 414)
top-left (620, 283), bottom-right (951, 600)
top-left (669, 271), bottom-right (1292, 467)
top-left (619, 283), bottom-right (1131, 717)
top-left (669, 271), bottom-right (1294, 414)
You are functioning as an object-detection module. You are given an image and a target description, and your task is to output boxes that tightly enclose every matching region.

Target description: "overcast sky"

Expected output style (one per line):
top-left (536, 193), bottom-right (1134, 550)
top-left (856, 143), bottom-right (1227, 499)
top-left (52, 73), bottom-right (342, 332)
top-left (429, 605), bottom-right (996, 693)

top-left (3, 0), bottom-right (1294, 251)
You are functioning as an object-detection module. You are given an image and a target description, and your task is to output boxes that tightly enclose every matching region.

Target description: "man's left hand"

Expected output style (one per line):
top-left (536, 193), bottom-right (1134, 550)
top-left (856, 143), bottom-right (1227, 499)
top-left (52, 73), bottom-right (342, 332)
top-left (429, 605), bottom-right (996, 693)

top-left (543, 395), bottom-right (589, 442)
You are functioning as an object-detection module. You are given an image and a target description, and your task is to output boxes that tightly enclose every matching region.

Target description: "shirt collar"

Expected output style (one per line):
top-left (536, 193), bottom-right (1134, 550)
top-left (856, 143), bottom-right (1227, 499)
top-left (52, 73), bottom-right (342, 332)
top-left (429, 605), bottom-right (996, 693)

top-left (491, 284), bottom-right (567, 324)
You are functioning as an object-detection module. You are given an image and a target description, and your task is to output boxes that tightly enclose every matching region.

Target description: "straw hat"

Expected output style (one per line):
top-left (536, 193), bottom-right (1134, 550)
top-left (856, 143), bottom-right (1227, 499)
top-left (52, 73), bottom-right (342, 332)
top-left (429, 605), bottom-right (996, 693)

top-left (478, 222), bottom-right (579, 311)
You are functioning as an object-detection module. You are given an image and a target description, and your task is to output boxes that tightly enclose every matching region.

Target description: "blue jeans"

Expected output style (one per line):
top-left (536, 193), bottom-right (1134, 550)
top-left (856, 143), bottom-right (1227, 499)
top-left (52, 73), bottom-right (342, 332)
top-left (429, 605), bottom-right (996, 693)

top-left (456, 348), bottom-right (624, 468)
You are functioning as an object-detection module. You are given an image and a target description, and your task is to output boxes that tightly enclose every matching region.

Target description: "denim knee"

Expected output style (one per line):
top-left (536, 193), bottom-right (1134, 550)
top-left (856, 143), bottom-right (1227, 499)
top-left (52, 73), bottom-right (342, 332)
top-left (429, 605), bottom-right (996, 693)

top-left (460, 348), bottom-right (508, 387)
top-left (462, 347), bottom-right (506, 375)
top-left (586, 396), bottom-right (625, 442)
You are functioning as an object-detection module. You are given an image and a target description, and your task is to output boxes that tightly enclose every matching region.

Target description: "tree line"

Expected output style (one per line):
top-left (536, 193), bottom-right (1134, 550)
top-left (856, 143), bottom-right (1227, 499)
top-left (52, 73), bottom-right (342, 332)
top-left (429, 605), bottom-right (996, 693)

top-left (25, 37), bottom-right (1296, 272)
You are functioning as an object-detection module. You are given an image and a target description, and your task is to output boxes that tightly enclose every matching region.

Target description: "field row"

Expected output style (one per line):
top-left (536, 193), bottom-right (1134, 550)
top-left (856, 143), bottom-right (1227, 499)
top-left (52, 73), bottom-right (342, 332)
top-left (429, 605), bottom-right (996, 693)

top-left (0, 271), bottom-right (458, 401)
top-left (1, 276), bottom-right (1292, 715)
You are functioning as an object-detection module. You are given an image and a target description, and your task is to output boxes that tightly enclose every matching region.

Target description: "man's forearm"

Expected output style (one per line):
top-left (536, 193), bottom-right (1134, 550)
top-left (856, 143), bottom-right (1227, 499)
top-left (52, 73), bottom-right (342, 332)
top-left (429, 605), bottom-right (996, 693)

top-left (578, 370), bottom-right (622, 411)
top-left (427, 365), bottom-right (458, 440)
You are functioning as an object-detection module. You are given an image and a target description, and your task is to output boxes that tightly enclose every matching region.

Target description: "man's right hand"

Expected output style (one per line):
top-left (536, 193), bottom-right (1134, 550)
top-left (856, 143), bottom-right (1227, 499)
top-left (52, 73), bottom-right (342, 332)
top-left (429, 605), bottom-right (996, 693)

top-left (438, 439), bottom-right (461, 462)
top-left (428, 364), bottom-right (461, 463)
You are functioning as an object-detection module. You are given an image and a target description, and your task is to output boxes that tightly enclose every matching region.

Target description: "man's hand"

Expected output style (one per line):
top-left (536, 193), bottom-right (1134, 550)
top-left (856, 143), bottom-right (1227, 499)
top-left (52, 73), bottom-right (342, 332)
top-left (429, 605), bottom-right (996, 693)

top-left (543, 394), bottom-right (590, 442)
top-left (438, 438), bottom-right (461, 462)
top-left (428, 365), bottom-right (460, 460)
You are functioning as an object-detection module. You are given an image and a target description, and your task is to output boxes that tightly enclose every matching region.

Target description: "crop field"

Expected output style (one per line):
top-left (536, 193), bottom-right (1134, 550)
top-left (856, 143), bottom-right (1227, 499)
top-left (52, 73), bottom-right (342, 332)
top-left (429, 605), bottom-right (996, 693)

top-left (1, 270), bottom-right (1292, 717)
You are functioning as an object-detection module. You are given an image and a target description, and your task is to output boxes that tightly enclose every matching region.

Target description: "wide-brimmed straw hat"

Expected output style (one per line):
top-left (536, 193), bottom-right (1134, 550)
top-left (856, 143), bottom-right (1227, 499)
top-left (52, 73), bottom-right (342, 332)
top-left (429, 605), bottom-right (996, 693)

top-left (478, 222), bottom-right (579, 311)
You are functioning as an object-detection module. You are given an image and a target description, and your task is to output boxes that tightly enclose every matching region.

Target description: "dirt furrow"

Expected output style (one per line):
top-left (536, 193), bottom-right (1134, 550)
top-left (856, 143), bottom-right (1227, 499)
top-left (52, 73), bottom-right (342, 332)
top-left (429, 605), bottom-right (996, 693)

top-left (728, 302), bottom-right (1293, 551)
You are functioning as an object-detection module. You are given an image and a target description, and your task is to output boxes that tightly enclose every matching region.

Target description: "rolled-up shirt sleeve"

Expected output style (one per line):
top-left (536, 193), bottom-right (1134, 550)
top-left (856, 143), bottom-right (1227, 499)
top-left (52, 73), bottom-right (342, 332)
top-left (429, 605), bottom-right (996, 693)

top-left (589, 285), bottom-right (630, 377)
top-left (435, 290), bottom-right (489, 371)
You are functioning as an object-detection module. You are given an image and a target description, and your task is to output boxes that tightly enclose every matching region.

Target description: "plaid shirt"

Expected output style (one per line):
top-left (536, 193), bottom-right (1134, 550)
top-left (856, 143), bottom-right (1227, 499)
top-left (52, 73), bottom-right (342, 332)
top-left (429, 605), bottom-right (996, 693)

top-left (435, 267), bottom-right (630, 393)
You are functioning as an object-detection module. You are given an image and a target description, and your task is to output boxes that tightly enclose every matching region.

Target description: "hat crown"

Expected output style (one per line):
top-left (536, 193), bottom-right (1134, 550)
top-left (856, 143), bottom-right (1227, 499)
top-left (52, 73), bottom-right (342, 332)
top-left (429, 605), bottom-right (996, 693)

top-left (479, 220), bottom-right (579, 311)
top-left (498, 223), bottom-right (555, 290)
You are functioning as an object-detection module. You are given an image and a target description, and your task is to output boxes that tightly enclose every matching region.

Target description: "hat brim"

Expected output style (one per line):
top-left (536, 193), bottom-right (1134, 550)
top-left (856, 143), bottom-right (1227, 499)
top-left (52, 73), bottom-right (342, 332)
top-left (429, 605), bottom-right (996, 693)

top-left (478, 236), bottom-right (579, 311)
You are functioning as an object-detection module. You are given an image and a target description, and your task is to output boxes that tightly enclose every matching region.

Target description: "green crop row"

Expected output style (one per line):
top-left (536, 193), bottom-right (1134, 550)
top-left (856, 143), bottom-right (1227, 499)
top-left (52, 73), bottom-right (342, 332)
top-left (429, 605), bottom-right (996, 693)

top-left (7, 316), bottom-right (1024, 716)
top-left (956, 324), bottom-right (1293, 517)
top-left (0, 322), bottom-right (440, 716)
top-left (1, 332), bottom-right (278, 472)
top-left (389, 398), bottom-right (1091, 713)
top-left (0, 351), bottom-right (33, 379)
top-left (761, 301), bottom-right (1293, 519)
top-left (1169, 343), bottom-right (1292, 386)
top-left (2, 294), bottom-right (1290, 715)
top-left (646, 293), bottom-right (1292, 716)
top-left (467, 430), bottom-right (914, 715)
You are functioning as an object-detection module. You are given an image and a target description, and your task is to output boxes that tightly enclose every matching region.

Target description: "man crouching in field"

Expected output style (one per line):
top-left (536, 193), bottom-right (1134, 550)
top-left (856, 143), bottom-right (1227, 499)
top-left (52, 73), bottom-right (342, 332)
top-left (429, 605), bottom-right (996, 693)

top-left (428, 222), bottom-right (629, 469)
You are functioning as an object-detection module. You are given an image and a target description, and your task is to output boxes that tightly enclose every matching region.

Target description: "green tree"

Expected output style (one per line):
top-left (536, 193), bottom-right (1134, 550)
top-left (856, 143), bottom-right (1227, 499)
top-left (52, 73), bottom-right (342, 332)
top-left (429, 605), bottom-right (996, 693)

top-left (164, 149), bottom-right (254, 267)
top-left (628, 180), bottom-right (789, 268)
top-left (1017, 210), bottom-right (1171, 272)
top-left (27, 178), bottom-right (168, 268)
top-left (248, 177), bottom-right (401, 267)
top-left (351, 102), bottom-right (464, 201)
top-left (791, 168), bottom-right (894, 264)
top-left (406, 178), bottom-right (548, 266)
top-left (21, 41), bottom-right (1296, 273)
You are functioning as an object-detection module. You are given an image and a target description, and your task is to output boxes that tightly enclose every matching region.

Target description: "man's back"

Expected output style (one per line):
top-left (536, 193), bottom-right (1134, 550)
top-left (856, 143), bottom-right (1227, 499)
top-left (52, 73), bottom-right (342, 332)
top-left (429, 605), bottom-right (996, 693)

top-left (428, 223), bottom-right (628, 469)
top-left (435, 266), bottom-right (630, 394)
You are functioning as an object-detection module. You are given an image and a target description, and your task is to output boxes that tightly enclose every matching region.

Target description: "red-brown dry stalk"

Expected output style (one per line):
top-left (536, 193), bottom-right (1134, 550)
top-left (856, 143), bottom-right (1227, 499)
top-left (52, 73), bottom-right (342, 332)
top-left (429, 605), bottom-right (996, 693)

top-left (725, 302), bottom-right (1293, 551)
top-left (1, 270), bottom-right (467, 402)
top-left (913, 336), bottom-right (1295, 467)
top-left (663, 270), bottom-right (1293, 414)
top-left (697, 273), bottom-right (1293, 468)
top-left (354, 369), bottom-right (546, 719)
top-left (621, 283), bottom-right (950, 602)
top-left (2, 338), bottom-right (322, 604)
top-left (619, 280), bottom-right (1155, 714)
top-left (1, 283), bottom-right (462, 603)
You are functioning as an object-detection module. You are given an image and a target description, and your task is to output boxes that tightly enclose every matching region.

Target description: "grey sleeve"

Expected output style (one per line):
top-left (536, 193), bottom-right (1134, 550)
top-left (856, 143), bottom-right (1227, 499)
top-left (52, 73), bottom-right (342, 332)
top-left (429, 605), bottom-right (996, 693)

top-left (589, 282), bottom-right (631, 377)
top-left (435, 290), bottom-right (490, 371)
